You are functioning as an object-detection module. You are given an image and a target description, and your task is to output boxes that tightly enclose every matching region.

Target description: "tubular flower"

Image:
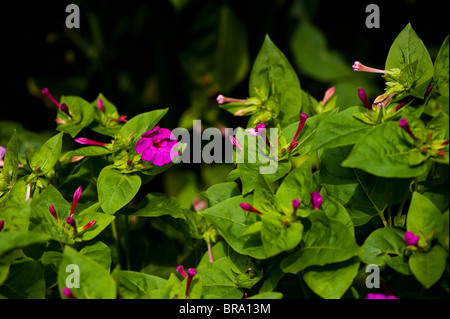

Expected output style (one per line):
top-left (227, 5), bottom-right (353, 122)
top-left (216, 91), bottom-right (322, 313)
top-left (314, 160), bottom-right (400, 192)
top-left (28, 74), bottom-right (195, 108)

top-left (399, 118), bottom-right (417, 140)
top-left (239, 203), bottom-right (263, 215)
top-left (112, 115), bottom-right (128, 123)
top-left (74, 138), bottom-right (107, 147)
top-left (229, 136), bottom-right (243, 151)
top-left (136, 126), bottom-right (180, 166)
top-left (288, 113), bottom-right (308, 151)
top-left (79, 220), bottom-right (96, 233)
top-left (358, 88), bottom-right (371, 110)
top-left (246, 122), bottom-right (266, 136)
top-left (70, 186), bottom-right (82, 217)
top-left (185, 268), bottom-right (197, 298)
top-left (292, 199), bottom-right (300, 217)
top-left (377, 93), bottom-right (395, 108)
top-left (41, 88), bottom-right (61, 108)
top-left (404, 231), bottom-right (420, 246)
top-left (310, 191), bottom-right (323, 210)
top-left (176, 265), bottom-right (187, 278)
top-left (60, 103), bottom-right (71, 118)
top-left (216, 94), bottom-right (247, 105)
top-left (352, 61), bottom-right (387, 74)
top-left (0, 220), bottom-right (4, 232)
top-left (66, 216), bottom-right (77, 233)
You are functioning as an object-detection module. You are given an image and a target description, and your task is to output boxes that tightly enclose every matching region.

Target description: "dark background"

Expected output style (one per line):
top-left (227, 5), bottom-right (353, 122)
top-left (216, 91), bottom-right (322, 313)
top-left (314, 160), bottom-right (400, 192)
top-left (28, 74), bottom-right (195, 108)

top-left (1, 0), bottom-right (448, 133)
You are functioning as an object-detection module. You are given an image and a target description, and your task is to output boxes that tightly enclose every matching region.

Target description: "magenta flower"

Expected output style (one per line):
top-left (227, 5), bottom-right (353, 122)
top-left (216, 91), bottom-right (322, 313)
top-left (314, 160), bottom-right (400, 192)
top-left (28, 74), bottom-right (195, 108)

top-left (97, 98), bottom-right (104, 112)
top-left (229, 136), bottom-right (243, 151)
top-left (288, 113), bottom-right (308, 151)
top-left (246, 122), bottom-right (266, 136)
top-left (112, 115), bottom-right (128, 123)
top-left (60, 103), bottom-right (71, 118)
top-left (399, 118), bottom-right (417, 140)
top-left (185, 268), bottom-right (197, 298)
top-left (70, 186), bottom-right (82, 217)
top-left (311, 191), bottom-right (323, 210)
top-left (62, 287), bottom-right (77, 299)
top-left (41, 88), bottom-right (61, 108)
top-left (136, 126), bottom-right (179, 166)
top-left (365, 293), bottom-right (398, 299)
top-left (79, 220), bottom-right (96, 232)
top-left (0, 220), bottom-right (4, 232)
top-left (404, 231), bottom-right (420, 246)
top-left (352, 61), bottom-right (387, 74)
top-left (176, 265), bottom-right (187, 278)
top-left (75, 138), bottom-right (107, 147)
top-left (49, 205), bottom-right (58, 220)
top-left (358, 88), bottom-right (372, 110)
top-left (0, 146), bottom-right (5, 159)
top-left (292, 199), bottom-right (300, 217)
top-left (239, 203), bottom-right (263, 215)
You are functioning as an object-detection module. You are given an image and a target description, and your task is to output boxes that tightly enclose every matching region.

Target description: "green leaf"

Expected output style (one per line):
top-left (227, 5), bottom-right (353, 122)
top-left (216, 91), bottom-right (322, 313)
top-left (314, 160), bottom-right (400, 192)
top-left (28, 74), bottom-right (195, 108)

top-left (275, 157), bottom-right (313, 210)
top-left (196, 257), bottom-right (242, 299)
top-left (385, 23), bottom-right (433, 98)
top-left (341, 121), bottom-right (427, 178)
top-left (406, 192), bottom-right (444, 246)
top-left (309, 106), bottom-right (374, 152)
top-left (280, 212), bottom-right (359, 273)
top-left (409, 245), bottom-right (447, 289)
top-left (112, 269), bottom-right (167, 299)
top-left (303, 258), bottom-right (360, 299)
top-left (29, 132), bottom-right (63, 175)
top-left (0, 258), bottom-right (46, 299)
top-left (261, 214), bottom-right (303, 258)
top-left (97, 165), bottom-right (141, 215)
top-left (290, 21), bottom-right (353, 82)
top-left (199, 195), bottom-right (266, 259)
top-left (132, 192), bottom-right (184, 219)
top-left (57, 96), bottom-right (95, 138)
top-left (213, 4), bottom-right (250, 92)
top-left (119, 108), bottom-right (168, 140)
top-left (0, 231), bottom-right (50, 259)
top-left (79, 241), bottom-right (112, 271)
top-left (253, 175), bottom-right (278, 214)
top-left (249, 35), bottom-right (301, 124)
top-left (359, 227), bottom-right (407, 269)
top-left (202, 182), bottom-right (241, 206)
top-left (434, 36), bottom-right (449, 97)
top-left (67, 146), bottom-right (113, 158)
top-left (58, 246), bottom-right (116, 299)
top-left (3, 129), bottom-right (19, 185)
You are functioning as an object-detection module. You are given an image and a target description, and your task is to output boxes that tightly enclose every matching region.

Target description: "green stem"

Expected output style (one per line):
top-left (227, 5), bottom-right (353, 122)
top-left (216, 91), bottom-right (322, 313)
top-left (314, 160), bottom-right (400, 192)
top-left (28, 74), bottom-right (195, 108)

top-left (111, 219), bottom-right (123, 268)
top-left (413, 177), bottom-right (419, 193)
top-left (385, 179), bottom-right (392, 226)
top-left (124, 214), bottom-right (131, 270)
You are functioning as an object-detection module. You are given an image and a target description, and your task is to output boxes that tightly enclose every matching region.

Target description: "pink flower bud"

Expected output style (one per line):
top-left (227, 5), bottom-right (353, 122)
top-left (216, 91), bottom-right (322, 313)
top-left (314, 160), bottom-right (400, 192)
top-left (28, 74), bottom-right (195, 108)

top-left (0, 220), bottom-right (4, 232)
top-left (229, 136), bottom-right (243, 151)
top-left (239, 203), bottom-right (262, 215)
top-left (358, 88), bottom-right (371, 110)
top-left (80, 220), bottom-right (96, 232)
top-left (311, 191), bottom-right (323, 210)
top-left (321, 87), bottom-right (335, 105)
top-left (399, 118), bottom-right (417, 140)
top-left (97, 98), bottom-right (104, 112)
top-left (62, 287), bottom-right (77, 299)
top-left (66, 216), bottom-right (77, 233)
top-left (49, 205), bottom-right (58, 220)
top-left (74, 138), bottom-right (107, 147)
top-left (70, 186), bottom-right (82, 217)
top-left (185, 268), bottom-right (197, 298)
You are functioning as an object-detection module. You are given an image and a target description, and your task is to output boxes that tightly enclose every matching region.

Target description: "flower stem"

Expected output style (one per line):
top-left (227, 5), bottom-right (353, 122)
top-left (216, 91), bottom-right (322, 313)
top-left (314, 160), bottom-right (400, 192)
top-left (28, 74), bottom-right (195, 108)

top-left (111, 220), bottom-right (123, 268)
top-left (124, 214), bottom-right (131, 270)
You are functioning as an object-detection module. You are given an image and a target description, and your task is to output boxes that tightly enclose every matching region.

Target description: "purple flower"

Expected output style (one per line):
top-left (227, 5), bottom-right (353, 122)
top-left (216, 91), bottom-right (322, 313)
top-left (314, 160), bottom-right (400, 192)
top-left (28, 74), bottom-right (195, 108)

top-left (292, 199), bottom-right (300, 217)
top-left (288, 113), bottom-right (308, 151)
top-left (365, 293), bottom-right (398, 299)
top-left (185, 268), bottom-right (197, 298)
top-left (0, 220), bottom-right (4, 232)
top-left (404, 231), bottom-right (420, 246)
top-left (0, 146), bottom-right (6, 159)
top-left (311, 191), bottom-right (323, 210)
top-left (75, 138), bottom-right (107, 147)
top-left (229, 136), bottom-right (243, 151)
top-left (176, 265), bottom-right (187, 278)
top-left (62, 287), bottom-right (77, 299)
top-left (49, 205), bottom-right (58, 220)
top-left (135, 126), bottom-right (179, 166)
top-left (399, 118), bottom-right (417, 140)
top-left (239, 203), bottom-right (263, 215)
top-left (66, 216), bottom-right (77, 233)
top-left (70, 186), bottom-right (82, 217)
top-left (358, 88), bottom-right (371, 110)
